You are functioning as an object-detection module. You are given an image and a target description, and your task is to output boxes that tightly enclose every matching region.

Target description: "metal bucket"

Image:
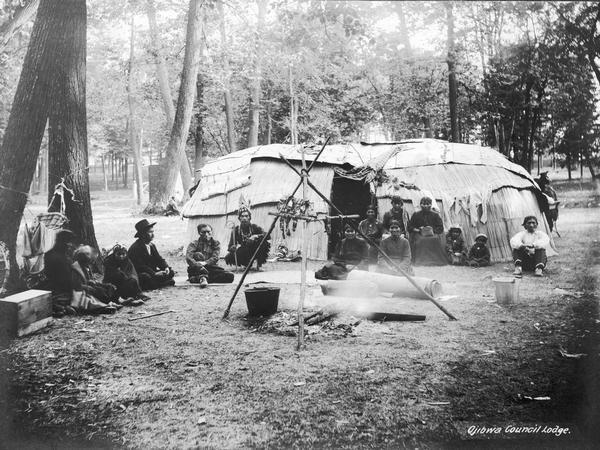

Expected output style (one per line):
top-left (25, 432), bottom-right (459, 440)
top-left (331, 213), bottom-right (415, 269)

top-left (493, 277), bottom-right (519, 305)
top-left (244, 287), bottom-right (280, 316)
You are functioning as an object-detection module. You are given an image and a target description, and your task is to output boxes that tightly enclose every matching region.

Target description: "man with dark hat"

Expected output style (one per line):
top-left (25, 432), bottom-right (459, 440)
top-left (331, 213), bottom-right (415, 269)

top-left (127, 219), bottom-right (175, 290)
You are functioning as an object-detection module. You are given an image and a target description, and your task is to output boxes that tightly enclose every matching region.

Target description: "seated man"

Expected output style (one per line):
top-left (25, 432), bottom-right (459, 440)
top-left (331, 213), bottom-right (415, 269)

top-left (510, 215), bottom-right (549, 277)
top-left (71, 245), bottom-right (119, 314)
top-left (225, 208), bottom-right (270, 270)
top-left (378, 220), bottom-right (413, 275)
top-left (43, 229), bottom-right (77, 315)
top-left (315, 224), bottom-right (368, 280)
top-left (128, 219), bottom-right (175, 290)
top-left (164, 196), bottom-right (180, 217)
top-left (445, 226), bottom-right (467, 265)
top-left (103, 244), bottom-right (148, 303)
top-left (358, 204), bottom-right (384, 264)
top-left (466, 233), bottom-right (491, 267)
top-left (186, 224), bottom-right (234, 287)
top-left (408, 196), bottom-right (449, 266)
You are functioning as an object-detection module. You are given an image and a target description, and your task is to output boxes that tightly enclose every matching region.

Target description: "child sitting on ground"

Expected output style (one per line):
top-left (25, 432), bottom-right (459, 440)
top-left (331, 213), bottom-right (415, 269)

top-left (445, 226), bottom-right (467, 265)
top-left (466, 233), bottom-right (491, 267)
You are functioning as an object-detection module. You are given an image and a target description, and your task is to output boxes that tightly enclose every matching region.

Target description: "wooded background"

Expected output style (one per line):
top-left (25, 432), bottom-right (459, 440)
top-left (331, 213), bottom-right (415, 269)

top-left (0, 0), bottom-right (598, 287)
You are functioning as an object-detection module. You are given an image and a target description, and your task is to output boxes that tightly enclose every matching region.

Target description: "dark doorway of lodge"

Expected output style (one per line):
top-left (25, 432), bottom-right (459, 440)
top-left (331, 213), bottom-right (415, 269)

top-left (328, 175), bottom-right (373, 257)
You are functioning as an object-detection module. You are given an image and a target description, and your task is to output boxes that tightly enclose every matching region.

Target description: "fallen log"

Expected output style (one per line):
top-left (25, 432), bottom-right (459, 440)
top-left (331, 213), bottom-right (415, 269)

top-left (366, 312), bottom-right (426, 322)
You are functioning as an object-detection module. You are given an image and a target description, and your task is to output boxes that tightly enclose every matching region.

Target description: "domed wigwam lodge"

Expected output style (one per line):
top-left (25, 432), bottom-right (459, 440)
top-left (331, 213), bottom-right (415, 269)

top-left (182, 139), bottom-right (557, 261)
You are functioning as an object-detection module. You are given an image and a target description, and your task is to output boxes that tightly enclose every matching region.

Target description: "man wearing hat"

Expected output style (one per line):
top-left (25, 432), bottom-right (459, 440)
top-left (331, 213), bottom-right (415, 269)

top-left (127, 219), bottom-right (175, 290)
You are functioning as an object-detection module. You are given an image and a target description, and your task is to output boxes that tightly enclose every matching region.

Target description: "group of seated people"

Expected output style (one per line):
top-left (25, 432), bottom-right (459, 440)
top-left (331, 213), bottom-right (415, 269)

top-left (317, 195), bottom-right (550, 280)
top-left (41, 196), bottom-right (551, 314)
top-left (41, 206), bottom-right (270, 316)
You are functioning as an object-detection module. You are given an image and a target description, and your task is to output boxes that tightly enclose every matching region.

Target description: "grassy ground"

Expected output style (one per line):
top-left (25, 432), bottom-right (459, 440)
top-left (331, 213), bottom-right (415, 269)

top-left (2, 188), bottom-right (599, 449)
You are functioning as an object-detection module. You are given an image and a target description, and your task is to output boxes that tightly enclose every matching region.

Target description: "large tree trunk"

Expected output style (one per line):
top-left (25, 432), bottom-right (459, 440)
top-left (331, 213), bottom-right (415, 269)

top-left (126, 15), bottom-right (144, 205)
top-left (0, 0), bottom-right (40, 51)
top-left (146, 0), bottom-right (193, 192)
top-left (0, 0), bottom-right (77, 288)
top-left (147, 0), bottom-right (203, 210)
top-left (47, 0), bottom-right (99, 250)
top-left (446, 2), bottom-right (459, 143)
top-left (246, 0), bottom-right (267, 148)
top-left (218, 0), bottom-right (237, 153)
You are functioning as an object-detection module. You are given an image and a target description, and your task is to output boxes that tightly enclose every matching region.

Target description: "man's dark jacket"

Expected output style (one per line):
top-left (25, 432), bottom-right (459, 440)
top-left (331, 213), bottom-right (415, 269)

top-left (127, 239), bottom-right (169, 276)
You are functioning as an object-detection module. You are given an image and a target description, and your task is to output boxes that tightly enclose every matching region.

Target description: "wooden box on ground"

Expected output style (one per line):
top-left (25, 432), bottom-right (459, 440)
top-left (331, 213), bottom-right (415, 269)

top-left (0, 289), bottom-right (53, 340)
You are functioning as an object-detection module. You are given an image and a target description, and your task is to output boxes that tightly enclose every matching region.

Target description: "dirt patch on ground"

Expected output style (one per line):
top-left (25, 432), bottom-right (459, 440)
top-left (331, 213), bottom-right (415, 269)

top-left (2, 208), bottom-right (599, 449)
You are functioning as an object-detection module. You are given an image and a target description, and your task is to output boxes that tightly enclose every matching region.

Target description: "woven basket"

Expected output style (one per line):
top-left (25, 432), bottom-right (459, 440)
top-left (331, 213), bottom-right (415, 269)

top-left (36, 212), bottom-right (68, 230)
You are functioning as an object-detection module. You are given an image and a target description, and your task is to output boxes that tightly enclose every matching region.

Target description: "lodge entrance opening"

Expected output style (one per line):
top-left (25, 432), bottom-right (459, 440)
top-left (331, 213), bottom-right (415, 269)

top-left (327, 175), bottom-right (373, 257)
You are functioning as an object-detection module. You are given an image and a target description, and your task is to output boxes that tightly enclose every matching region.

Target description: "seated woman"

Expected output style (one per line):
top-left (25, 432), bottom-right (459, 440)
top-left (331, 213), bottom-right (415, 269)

top-left (315, 224), bottom-right (368, 280)
top-left (510, 216), bottom-right (549, 276)
top-left (225, 208), bottom-right (270, 270)
top-left (334, 224), bottom-right (369, 270)
top-left (467, 233), bottom-right (491, 267)
top-left (103, 244), bottom-right (148, 303)
top-left (445, 226), bottom-right (467, 265)
top-left (71, 246), bottom-right (120, 314)
top-left (408, 196), bottom-right (449, 266)
top-left (358, 204), bottom-right (384, 264)
top-left (186, 224), bottom-right (234, 287)
top-left (42, 229), bottom-right (77, 315)
top-left (378, 220), bottom-right (413, 275)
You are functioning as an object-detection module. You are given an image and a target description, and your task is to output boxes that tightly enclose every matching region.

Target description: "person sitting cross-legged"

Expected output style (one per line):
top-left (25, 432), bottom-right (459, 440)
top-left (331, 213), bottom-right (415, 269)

top-left (378, 220), bottom-right (413, 275)
top-left (510, 215), bottom-right (550, 277)
top-left (186, 224), bottom-right (234, 287)
top-left (225, 208), bottom-right (271, 270)
top-left (466, 233), bottom-right (491, 267)
top-left (103, 244), bottom-right (148, 304)
top-left (128, 219), bottom-right (175, 290)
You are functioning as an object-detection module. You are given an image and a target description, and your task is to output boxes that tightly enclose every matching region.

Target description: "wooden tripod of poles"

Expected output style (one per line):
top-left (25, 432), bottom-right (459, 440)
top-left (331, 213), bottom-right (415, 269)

top-left (222, 138), bottom-right (331, 321)
top-left (222, 138), bottom-right (457, 344)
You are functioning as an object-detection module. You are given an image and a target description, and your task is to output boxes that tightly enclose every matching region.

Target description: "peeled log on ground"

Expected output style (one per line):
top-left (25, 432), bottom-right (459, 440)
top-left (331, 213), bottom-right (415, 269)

top-left (319, 280), bottom-right (379, 298)
top-left (347, 270), bottom-right (442, 299)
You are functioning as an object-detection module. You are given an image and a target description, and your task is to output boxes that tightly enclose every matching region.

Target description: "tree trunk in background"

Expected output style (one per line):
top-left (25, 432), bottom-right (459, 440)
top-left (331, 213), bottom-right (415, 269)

top-left (126, 15), bottom-right (144, 205)
top-left (147, 0), bottom-right (202, 210)
top-left (146, 0), bottom-right (193, 191)
top-left (194, 69), bottom-right (206, 178)
top-left (218, 0), bottom-right (237, 153)
top-left (395, 2), bottom-right (412, 55)
top-left (101, 155), bottom-right (108, 191)
top-left (47, 0), bottom-right (98, 250)
top-left (0, 0), bottom-right (79, 287)
top-left (446, 2), bottom-right (459, 143)
top-left (0, 0), bottom-right (40, 50)
top-left (246, 0), bottom-right (267, 148)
